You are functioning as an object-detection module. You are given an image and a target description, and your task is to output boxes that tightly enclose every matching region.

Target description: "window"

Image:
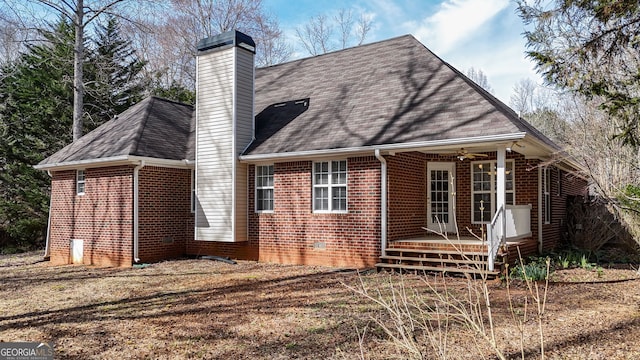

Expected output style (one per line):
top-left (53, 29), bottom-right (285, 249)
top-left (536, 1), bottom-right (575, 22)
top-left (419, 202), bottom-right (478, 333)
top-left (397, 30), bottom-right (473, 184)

top-left (471, 161), bottom-right (514, 223)
top-left (191, 169), bottom-right (196, 213)
top-left (255, 165), bottom-right (274, 212)
top-left (313, 160), bottom-right (347, 212)
top-left (76, 169), bottom-right (86, 195)
top-left (544, 167), bottom-right (551, 224)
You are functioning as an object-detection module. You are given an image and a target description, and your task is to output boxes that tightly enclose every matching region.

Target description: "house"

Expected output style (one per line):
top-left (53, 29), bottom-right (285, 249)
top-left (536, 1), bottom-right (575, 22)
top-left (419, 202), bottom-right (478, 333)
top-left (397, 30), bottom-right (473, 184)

top-left (35, 30), bottom-right (586, 272)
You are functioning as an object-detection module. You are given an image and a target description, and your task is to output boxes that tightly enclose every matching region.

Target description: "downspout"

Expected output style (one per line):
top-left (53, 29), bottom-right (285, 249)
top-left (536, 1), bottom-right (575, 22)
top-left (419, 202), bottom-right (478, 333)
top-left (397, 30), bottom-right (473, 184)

top-left (133, 160), bottom-right (145, 263)
top-left (43, 171), bottom-right (53, 259)
top-left (374, 149), bottom-right (387, 257)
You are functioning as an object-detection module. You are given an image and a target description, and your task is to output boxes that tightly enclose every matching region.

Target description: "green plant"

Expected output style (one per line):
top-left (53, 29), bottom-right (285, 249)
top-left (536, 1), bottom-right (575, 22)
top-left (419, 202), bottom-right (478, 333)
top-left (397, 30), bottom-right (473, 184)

top-left (596, 267), bottom-right (604, 278)
top-left (510, 257), bottom-right (553, 281)
top-left (558, 256), bottom-right (570, 269)
top-left (580, 254), bottom-right (594, 270)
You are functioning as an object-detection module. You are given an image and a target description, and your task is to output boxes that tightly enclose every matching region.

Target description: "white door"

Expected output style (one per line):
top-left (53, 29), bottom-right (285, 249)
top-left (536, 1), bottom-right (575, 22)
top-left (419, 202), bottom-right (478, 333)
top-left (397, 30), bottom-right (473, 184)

top-left (427, 162), bottom-right (456, 233)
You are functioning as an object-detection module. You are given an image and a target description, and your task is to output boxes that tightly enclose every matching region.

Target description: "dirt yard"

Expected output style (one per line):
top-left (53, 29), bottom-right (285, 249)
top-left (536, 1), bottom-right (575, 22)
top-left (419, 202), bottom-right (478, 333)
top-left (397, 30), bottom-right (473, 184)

top-left (1, 252), bottom-right (639, 359)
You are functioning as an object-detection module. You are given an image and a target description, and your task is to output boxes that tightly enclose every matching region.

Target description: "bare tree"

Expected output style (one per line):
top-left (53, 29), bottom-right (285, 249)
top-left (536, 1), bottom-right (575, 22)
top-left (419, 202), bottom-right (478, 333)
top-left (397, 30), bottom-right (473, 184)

top-left (466, 67), bottom-right (493, 94)
top-left (295, 8), bottom-right (373, 56)
top-left (296, 14), bottom-right (332, 56)
top-left (128, 0), bottom-right (290, 93)
top-left (0, 9), bottom-right (28, 65)
top-left (510, 78), bottom-right (537, 116)
top-left (509, 78), bottom-right (567, 142)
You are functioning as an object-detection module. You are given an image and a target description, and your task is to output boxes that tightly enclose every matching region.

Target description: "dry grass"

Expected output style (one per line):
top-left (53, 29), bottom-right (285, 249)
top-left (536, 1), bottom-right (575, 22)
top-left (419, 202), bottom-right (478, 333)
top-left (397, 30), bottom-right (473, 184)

top-left (1, 252), bottom-right (640, 359)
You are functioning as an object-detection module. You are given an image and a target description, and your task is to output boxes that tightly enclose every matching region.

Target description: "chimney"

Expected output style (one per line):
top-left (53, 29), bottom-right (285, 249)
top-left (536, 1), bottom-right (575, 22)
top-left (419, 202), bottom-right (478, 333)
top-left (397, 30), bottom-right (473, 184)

top-left (194, 30), bottom-right (255, 242)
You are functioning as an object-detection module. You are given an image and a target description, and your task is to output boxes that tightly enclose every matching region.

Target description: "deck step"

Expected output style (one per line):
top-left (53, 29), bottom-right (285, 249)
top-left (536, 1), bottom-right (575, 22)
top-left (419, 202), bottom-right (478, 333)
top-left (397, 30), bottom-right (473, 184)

top-left (375, 262), bottom-right (499, 276)
top-left (385, 247), bottom-right (487, 257)
top-left (380, 255), bottom-right (489, 265)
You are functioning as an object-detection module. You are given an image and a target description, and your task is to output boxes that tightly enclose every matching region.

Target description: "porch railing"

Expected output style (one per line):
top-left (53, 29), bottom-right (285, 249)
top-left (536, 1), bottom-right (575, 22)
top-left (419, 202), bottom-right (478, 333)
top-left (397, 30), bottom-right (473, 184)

top-left (487, 205), bottom-right (532, 272)
top-left (486, 205), bottom-right (505, 272)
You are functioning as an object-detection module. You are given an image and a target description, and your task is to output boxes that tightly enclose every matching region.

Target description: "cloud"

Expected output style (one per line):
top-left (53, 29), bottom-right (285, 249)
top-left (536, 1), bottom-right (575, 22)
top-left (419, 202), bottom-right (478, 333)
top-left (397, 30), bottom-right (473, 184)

top-left (411, 0), bottom-right (509, 54)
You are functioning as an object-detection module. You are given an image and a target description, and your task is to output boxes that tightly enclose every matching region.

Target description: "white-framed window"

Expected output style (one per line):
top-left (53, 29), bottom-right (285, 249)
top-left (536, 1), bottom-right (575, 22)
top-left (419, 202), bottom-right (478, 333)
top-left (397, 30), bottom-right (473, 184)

top-left (191, 169), bottom-right (196, 213)
top-left (76, 169), bottom-right (86, 195)
top-left (543, 167), bottom-right (551, 224)
top-left (255, 165), bottom-right (274, 212)
top-left (471, 160), bottom-right (514, 223)
top-left (313, 160), bottom-right (347, 213)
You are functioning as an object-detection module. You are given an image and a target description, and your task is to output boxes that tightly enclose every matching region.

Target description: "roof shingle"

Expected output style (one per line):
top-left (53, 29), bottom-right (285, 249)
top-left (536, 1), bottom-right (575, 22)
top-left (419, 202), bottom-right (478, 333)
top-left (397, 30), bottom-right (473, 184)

top-left (39, 34), bottom-right (559, 167)
top-left (247, 34), bottom-right (556, 155)
top-left (38, 97), bottom-right (193, 166)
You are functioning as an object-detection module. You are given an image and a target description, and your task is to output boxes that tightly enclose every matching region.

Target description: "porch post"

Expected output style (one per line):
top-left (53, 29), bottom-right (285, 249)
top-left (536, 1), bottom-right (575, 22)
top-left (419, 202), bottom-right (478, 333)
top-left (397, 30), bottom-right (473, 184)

top-left (496, 145), bottom-right (506, 243)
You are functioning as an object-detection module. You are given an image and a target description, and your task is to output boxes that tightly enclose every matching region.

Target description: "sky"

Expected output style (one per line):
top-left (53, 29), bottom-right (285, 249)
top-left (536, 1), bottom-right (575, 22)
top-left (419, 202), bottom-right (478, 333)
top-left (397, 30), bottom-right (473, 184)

top-left (263, 0), bottom-right (540, 106)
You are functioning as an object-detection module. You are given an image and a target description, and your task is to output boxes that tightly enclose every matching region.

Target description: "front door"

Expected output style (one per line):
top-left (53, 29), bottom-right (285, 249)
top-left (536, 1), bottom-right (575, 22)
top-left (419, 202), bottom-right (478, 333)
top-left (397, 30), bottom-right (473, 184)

top-left (427, 162), bottom-right (456, 233)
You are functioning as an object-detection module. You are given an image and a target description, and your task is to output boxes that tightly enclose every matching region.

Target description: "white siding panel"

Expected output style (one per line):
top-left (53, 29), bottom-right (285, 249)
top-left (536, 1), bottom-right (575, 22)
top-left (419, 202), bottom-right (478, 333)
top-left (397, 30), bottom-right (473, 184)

top-left (195, 44), bottom-right (254, 243)
top-left (235, 49), bottom-right (255, 155)
top-left (235, 162), bottom-right (248, 240)
top-left (196, 48), bottom-right (234, 241)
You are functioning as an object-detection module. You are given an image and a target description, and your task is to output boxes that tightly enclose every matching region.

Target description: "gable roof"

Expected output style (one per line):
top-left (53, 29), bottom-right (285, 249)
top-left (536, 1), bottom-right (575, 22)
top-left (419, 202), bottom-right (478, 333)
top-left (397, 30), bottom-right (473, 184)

top-left (37, 96), bottom-right (193, 169)
top-left (38, 34), bottom-right (567, 170)
top-left (246, 34), bottom-right (558, 157)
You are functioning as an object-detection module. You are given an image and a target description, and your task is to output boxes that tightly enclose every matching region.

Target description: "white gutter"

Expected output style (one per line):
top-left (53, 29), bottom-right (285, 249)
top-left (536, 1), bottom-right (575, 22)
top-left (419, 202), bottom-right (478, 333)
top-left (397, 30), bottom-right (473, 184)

top-left (374, 149), bottom-right (387, 257)
top-left (522, 134), bottom-right (586, 174)
top-left (239, 133), bottom-right (527, 162)
top-left (133, 160), bottom-right (145, 263)
top-left (34, 155), bottom-right (192, 172)
top-left (43, 170), bottom-right (53, 259)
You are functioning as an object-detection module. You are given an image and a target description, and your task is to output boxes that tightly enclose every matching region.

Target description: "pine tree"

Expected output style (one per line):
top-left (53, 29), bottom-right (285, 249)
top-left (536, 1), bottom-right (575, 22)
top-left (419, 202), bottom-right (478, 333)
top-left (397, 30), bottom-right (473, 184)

top-left (0, 17), bottom-right (148, 250)
top-left (0, 20), bottom-right (76, 247)
top-left (84, 16), bottom-right (147, 131)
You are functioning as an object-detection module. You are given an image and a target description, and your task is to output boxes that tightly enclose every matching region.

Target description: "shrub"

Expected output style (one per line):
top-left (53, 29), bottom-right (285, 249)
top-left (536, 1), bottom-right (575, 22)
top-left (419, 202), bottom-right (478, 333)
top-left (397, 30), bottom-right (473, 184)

top-left (509, 257), bottom-right (552, 281)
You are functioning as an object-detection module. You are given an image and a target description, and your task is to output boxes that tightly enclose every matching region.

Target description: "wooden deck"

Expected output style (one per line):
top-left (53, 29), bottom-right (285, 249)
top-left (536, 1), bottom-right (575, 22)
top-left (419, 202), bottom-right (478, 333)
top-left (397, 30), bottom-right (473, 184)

top-left (376, 236), bottom-right (538, 276)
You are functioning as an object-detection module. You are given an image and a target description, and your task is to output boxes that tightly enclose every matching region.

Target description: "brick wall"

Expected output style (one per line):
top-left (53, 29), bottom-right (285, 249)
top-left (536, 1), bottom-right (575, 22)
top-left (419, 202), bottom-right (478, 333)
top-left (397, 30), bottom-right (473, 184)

top-left (455, 153), bottom-right (541, 240)
top-left (48, 166), bottom-right (134, 267)
top-left (138, 166), bottom-right (193, 263)
top-left (187, 156), bottom-right (382, 268)
top-left (541, 167), bottom-right (587, 252)
top-left (515, 156), bottom-right (541, 245)
top-left (387, 152), bottom-right (426, 240)
top-left (385, 152), bottom-right (544, 244)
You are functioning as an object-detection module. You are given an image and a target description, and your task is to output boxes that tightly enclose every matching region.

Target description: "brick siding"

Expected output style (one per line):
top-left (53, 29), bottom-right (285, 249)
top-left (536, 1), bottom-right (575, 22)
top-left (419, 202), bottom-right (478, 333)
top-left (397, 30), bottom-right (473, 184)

top-left (387, 152), bottom-right (427, 240)
top-left (47, 152), bottom-right (585, 268)
top-left (386, 151), bottom-right (548, 248)
top-left (138, 166), bottom-right (193, 263)
top-left (187, 156), bottom-right (382, 268)
top-left (48, 166), bottom-right (135, 267)
top-left (541, 167), bottom-right (588, 252)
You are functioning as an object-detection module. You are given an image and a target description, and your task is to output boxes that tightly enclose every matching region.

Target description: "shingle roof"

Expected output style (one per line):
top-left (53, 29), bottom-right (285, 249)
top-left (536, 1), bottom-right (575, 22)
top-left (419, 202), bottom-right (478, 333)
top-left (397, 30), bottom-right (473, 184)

top-left (39, 34), bottom-right (560, 168)
top-left (247, 34), bottom-right (557, 155)
top-left (38, 96), bottom-right (193, 166)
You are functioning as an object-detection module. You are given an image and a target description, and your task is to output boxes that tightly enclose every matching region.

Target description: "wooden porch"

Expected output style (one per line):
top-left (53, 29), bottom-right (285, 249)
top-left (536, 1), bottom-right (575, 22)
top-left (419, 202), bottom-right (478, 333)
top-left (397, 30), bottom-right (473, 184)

top-left (376, 235), bottom-right (538, 276)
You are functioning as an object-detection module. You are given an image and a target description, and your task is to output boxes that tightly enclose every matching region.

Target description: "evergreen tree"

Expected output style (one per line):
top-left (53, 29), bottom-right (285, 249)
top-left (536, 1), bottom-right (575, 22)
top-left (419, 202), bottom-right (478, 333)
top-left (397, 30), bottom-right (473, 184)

top-left (150, 81), bottom-right (195, 105)
top-left (518, 1), bottom-right (640, 147)
top-left (0, 20), bottom-right (76, 248)
top-left (0, 17), bottom-right (148, 250)
top-left (84, 16), bottom-right (147, 131)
